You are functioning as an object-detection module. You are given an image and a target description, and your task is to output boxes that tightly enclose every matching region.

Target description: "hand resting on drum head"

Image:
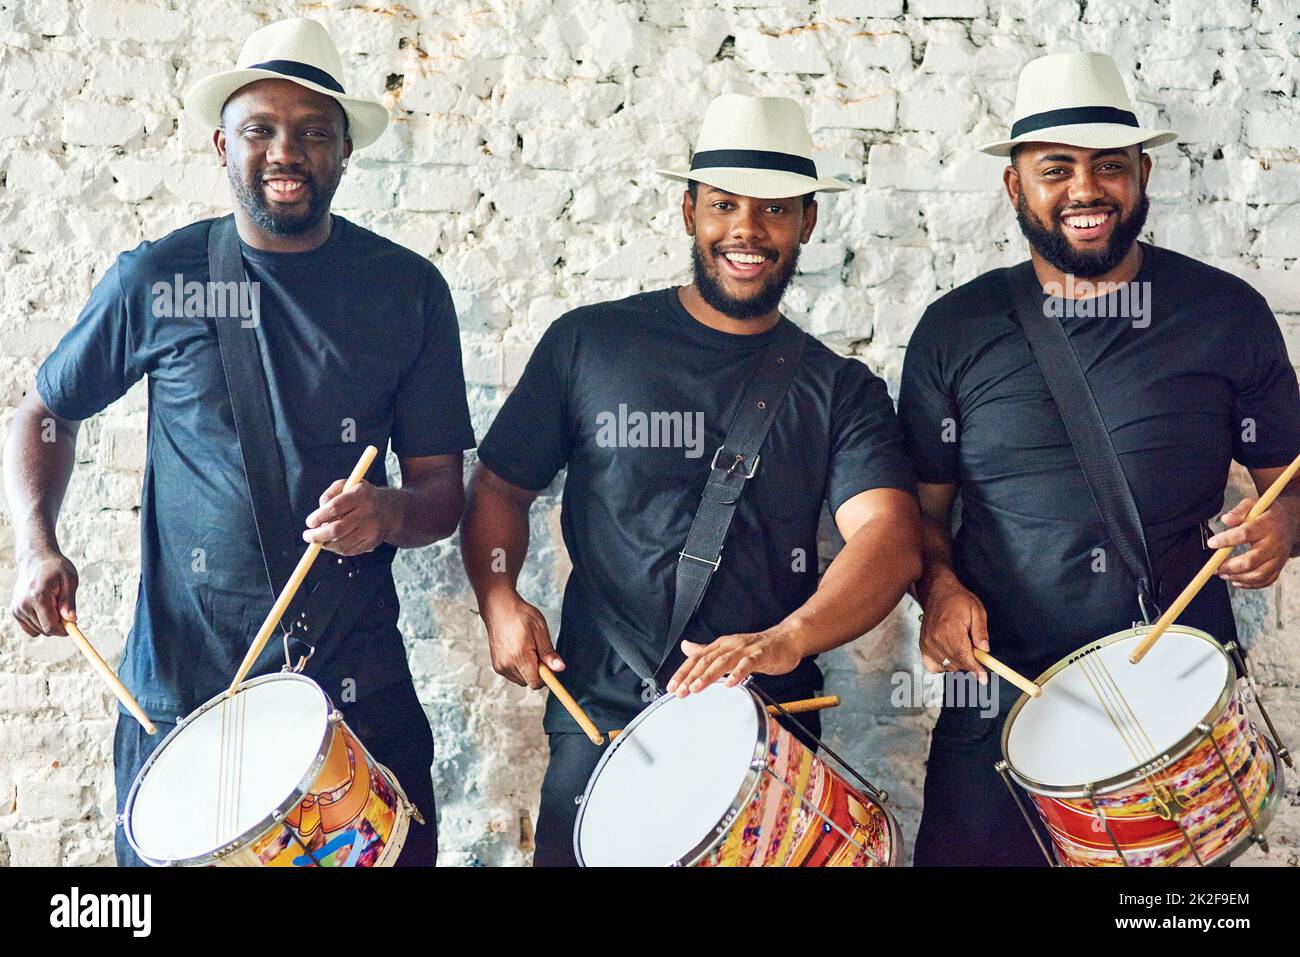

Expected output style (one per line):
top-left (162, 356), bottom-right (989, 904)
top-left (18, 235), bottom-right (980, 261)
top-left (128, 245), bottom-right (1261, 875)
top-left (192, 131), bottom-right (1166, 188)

top-left (665, 487), bottom-right (923, 698)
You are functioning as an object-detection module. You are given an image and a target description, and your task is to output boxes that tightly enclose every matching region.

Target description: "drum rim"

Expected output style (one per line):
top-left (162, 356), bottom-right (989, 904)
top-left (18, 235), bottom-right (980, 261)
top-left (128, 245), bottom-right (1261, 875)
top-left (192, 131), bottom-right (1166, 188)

top-left (572, 684), bottom-right (769, 868)
top-left (1000, 625), bottom-right (1236, 798)
top-left (122, 672), bottom-right (336, 866)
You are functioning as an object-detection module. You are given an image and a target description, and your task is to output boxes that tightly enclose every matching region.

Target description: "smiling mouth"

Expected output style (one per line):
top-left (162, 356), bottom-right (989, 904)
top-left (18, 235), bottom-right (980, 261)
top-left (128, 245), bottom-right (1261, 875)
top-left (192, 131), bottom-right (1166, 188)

top-left (1060, 208), bottom-right (1115, 239)
top-left (262, 177), bottom-right (309, 201)
top-left (718, 249), bottom-right (773, 279)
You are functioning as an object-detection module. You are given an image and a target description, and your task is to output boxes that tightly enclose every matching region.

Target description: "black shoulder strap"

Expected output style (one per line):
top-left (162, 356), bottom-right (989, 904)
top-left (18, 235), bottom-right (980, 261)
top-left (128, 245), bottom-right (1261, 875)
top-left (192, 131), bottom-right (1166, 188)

top-left (206, 216), bottom-right (376, 658)
top-left (1003, 261), bottom-right (1160, 622)
top-left (207, 216), bottom-right (301, 603)
top-left (649, 319), bottom-right (807, 688)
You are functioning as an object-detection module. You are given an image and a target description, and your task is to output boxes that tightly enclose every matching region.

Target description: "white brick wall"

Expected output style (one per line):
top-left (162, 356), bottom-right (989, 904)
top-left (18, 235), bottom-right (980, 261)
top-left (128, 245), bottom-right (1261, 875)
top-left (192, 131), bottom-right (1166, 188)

top-left (1, 0), bottom-right (1297, 867)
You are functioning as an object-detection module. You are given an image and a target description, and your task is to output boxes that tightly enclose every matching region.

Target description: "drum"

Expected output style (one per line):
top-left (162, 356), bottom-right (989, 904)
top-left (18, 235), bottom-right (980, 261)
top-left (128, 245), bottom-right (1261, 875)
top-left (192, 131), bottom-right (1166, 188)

top-left (123, 673), bottom-right (420, 867)
top-left (999, 625), bottom-right (1284, 867)
top-left (573, 683), bottom-right (901, 867)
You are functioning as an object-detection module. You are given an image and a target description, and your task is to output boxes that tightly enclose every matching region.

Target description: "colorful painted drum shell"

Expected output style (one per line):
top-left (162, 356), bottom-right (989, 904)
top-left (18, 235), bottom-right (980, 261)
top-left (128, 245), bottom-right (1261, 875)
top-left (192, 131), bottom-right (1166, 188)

top-left (240, 723), bottom-right (408, 867)
top-left (1028, 692), bottom-right (1279, 867)
top-left (697, 712), bottom-right (897, 868)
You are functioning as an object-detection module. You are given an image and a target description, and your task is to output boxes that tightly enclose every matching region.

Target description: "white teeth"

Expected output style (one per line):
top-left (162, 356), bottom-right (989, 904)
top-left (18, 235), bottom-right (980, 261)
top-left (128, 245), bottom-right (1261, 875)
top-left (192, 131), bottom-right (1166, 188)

top-left (725, 252), bottom-right (766, 264)
top-left (1065, 212), bottom-right (1108, 228)
top-left (266, 180), bottom-right (304, 194)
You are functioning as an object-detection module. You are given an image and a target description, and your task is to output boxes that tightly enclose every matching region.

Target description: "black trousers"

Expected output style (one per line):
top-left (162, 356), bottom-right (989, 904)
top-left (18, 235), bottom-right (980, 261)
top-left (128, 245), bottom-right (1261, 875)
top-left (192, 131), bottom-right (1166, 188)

top-left (913, 683), bottom-right (1050, 867)
top-left (114, 677), bottom-right (437, 867)
top-left (535, 707), bottom-right (822, 867)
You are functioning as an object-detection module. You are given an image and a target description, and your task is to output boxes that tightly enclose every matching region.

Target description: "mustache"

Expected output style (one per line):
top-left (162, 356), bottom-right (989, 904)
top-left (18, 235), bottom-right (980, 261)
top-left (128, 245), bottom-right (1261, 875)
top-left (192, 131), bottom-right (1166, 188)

top-left (712, 243), bottom-right (780, 261)
top-left (255, 166), bottom-right (316, 185)
top-left (1056, 201), bottom-right (1115, 216)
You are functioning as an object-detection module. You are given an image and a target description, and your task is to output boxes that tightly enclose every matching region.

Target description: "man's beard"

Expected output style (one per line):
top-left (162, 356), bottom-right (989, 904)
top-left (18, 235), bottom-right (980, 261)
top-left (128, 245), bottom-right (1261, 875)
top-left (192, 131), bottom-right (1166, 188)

top-left (230, 165), bottom-right (339, 236)
top-left (1015, 187), bottom-right (1149, 278)
top-left (691, 240), bottom-right (800, 320)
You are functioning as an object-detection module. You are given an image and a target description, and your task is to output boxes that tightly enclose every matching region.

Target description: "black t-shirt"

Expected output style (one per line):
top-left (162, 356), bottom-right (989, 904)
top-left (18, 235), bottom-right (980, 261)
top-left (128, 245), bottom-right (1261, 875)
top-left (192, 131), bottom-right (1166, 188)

top-left (477, 287), bottom-right (915, 733)
top-left (899, 243), bottom-right (1300, 675)
top-left (37, 215), bottom-right (476, 721)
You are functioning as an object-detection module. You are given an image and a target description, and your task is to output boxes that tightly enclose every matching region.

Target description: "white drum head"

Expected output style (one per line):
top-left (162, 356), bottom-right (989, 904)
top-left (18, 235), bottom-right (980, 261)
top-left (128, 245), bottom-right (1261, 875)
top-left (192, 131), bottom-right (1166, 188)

top-left (1006, 628), bottom-right (1230, 788)
top-left (575, 683), bottom-right (763, 867)
top-left (127, 675), bottom-right (330, 863)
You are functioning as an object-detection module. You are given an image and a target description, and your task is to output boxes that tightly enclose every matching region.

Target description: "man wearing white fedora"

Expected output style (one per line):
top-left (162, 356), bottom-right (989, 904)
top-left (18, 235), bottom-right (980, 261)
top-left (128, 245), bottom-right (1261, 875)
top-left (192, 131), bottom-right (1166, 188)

top-left (900, 51), bottom-right (1300, 864)
top-left (461, 93), bottom-right (923, 865)
top-left (6, 18), bottom-right (475, 866)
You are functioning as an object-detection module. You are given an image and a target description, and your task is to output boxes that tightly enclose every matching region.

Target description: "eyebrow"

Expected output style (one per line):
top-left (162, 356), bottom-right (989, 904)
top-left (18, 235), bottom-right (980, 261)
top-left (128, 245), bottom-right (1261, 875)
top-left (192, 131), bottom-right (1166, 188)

top-left (1034, 149), bottom-right (1133, 164)
top-left (236, 112), bottom-right (339, 126)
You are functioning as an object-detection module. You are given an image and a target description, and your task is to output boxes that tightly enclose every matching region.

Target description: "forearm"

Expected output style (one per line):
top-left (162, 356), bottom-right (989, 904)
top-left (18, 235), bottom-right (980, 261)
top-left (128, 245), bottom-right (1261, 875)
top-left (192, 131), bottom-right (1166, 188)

top-left (781, 510), bottom-right (923, 658)
top-left (3, 394), bottom-right (78, 559)
top-left (459, 476), bottom-right (533, 611)
top-left (1270, 489), bottom-right (1300, 558)
top-left (380, 480), bottom-right (463, 548)
top-left (913, 513), bottom-right (964, 607)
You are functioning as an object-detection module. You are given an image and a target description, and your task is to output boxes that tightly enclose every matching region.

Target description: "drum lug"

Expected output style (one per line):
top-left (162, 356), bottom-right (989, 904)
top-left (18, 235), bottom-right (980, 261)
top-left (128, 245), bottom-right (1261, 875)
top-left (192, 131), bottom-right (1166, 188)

top-left (573, 794), bottom-right (584, 806)
top-left (328, 710), bottom-right (343, 724)
top-left (114, 813), bottom-right (125, 828)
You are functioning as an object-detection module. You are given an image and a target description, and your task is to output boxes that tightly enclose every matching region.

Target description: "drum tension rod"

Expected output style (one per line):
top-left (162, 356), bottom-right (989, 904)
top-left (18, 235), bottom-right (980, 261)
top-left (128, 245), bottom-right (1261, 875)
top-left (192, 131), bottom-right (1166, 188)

top-left (757, 765), bottom-right (884, 866)
top-left (1197, 721), bottom-right (1269, 854)
top-left (748, 681), bottom-right (888, 804)
top-left (1084, 784), bottom-right (1128, 867)
top-left (1225, 642), bottom-right (1293, 769)
top-left (994, 761), bottom-right (1056, 867)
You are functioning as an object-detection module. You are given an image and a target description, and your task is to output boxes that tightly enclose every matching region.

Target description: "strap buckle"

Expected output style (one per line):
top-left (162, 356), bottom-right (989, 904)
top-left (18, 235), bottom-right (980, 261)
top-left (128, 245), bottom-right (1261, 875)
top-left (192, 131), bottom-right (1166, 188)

top-left (678, 549), bottom-right (721, 571)
top-left (710, 445), bottom-right (760, 479)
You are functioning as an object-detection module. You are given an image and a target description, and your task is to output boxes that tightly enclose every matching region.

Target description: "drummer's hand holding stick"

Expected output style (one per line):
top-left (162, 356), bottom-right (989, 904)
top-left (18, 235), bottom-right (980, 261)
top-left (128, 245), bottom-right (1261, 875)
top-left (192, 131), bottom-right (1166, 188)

top-left (227, 445), bottom-right (380, 695)
top-left (6, 399), bottom-right (157, 731)
top-left (1131, 452), bottom-right (1300, 664)
top-left (667, 489), bottom-right (924, 697)
top-left (460, 465), bottom-right (603, 745)
top-left (913, 485), bottom-right (1041, 697)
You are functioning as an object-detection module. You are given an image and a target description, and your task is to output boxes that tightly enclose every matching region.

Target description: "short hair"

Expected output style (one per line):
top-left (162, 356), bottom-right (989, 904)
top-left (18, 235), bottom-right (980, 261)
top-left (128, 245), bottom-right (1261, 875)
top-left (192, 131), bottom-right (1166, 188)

top-left (687, 179), bottom-right (815, 209)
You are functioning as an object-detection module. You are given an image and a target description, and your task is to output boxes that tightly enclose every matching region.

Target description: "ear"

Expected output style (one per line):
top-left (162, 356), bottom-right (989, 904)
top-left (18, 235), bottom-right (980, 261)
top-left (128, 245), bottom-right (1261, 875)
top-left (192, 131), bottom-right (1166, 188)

top-left (213, 128), bottom-right (227, 167)
top-left (799, 198), bottom-right (818, 244)
top-left (1139, 150), bottom-right (1152, 188)
top-left (343, 136), bottom-right (353, 164)
top-left (682, 188), bottom-right (696, 237)
top-left (1003, 164), bottom-right (1020, 209)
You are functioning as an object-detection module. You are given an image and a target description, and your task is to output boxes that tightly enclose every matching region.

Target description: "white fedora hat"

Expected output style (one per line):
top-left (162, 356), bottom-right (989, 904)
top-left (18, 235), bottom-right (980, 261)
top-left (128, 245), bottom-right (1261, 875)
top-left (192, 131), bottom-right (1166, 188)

top-left (658, 94), bottom-right (848, 199)
top-left (979, 52), bottom-right (1177, 156)
top-left (184, 17), bottom-right (389, 149)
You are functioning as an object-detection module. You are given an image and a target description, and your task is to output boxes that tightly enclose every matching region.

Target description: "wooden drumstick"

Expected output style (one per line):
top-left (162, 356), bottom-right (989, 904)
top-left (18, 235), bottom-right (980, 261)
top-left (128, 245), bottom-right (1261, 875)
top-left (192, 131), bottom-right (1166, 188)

top-left (226, 445), bottom-right (379, 695)
top-left (64, 620), bottom-right (157, 735)
top-left (608, 694), bottom-right (844, 740)
top-left (1130, 451), bottom-right (1300, 665)
top-left (772, 694), bottom-right (841, 715)
top-left (973, 649), bottom-right (1041, 698)
top-left (538, 664), bottom-right (604, 745)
